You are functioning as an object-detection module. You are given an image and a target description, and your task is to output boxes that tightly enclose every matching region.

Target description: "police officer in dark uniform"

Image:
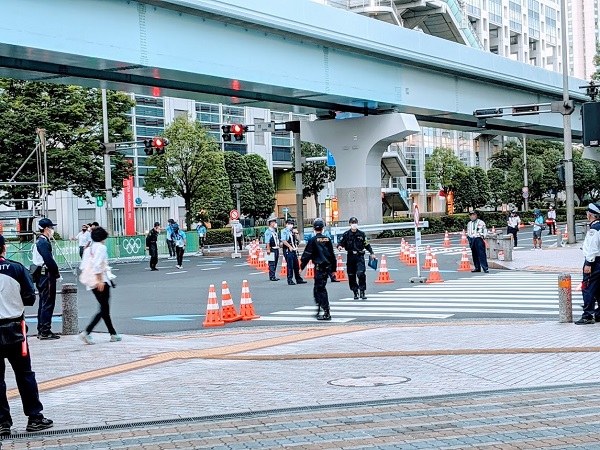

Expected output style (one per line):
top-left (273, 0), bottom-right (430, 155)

top-left (145, 222), bottom-right (161, 271)
top-left (337, 217), bottom-right (375, 300)
top-left (576, 203), bottom-right (600, 324)
top-left (265, 217), bottom-right (280, 281)
top-left (0, 234), bottom-right (53, 434)
top-left (35, 218), bottom-right (61, 340)
top-left (280, 218), bottom-right (307, 285)
top-left (301, 218), bottom-right (337, 320)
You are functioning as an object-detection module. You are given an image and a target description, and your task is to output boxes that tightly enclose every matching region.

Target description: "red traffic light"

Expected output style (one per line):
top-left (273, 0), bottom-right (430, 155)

top-left (152, 137), bottom-right (165, 149)
top-left (231, 124), bottom-right (244, 135)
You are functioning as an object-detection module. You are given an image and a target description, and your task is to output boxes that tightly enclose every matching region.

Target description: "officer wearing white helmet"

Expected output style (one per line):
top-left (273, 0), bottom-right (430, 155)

top-left (337, 217), bottom-right (375, 299)
top-left (575, 203), bottom-right (600, 324)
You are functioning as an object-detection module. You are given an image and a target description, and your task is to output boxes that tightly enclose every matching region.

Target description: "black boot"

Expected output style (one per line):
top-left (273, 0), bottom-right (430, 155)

top-left (360, 290), bottom-right (367, 300)
top-left (317, 308), bottom-right (331, 321)
top-left (353, 291), bottom-right (359, 300)
top-left (316, 305), bottom-right (321, 319)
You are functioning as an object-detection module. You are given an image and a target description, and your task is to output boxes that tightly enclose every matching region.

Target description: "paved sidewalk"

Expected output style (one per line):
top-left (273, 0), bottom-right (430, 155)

top-left (2, 318), bottom-right (600, 448)
top-left (490, 245), bottom-right (583, 272)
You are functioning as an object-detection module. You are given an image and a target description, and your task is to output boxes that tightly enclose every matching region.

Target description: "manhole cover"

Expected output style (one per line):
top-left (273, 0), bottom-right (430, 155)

top-left (328, 375), bottom-right (410, 387)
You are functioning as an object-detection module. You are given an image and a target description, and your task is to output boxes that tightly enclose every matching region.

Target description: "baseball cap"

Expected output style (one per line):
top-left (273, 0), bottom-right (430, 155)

top-left (285, 218), bottom-right (295, 224)
top-left (38, 218), bottom-right (57, 230)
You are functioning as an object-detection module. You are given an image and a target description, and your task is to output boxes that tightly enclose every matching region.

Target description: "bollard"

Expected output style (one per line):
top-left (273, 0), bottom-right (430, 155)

top-left (61, 283), bottom-right (79, 335)
top-left (558, 273), bottom-right (572, 323)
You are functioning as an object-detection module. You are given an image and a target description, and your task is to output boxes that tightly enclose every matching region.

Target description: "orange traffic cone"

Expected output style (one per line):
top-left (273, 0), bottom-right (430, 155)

top-left (425, 255), bottom-right (444, 284)
top-left (257, 251), bottom-right (269, 273)
top-left (406, 245), bottom-right (417, 266)
top-left (443, 231), bottom-right (451, 247)
top-left (422, 246), bottom-right (432, 269)
top-left (305, 260), bottom-right (315, 279)
top-left (457, 247), bottom-right (472, 272)
top-left (563, 226), bottom-right (568, 240)
top-left (279, 256), bottom-right (287, 277)
top-left (335, 254), bottom-right (348, 281)
top-left (250, 243), bottom-right (259, 267)
top-left (402, 242), bottom-right (410, 263)
top-left (460, 230), bottom-right (467, 245)
top-left (220, 281), bottom-right (242, 323)
top-left (246, 241), bottom-right (254, 264)
top-left (203, 285), bottom-right (224, 327)
top-left (239, 280), bottom-right (260, 320)
top-left (398, 239), bottom-right (406, 261)
top-left (374, 255), bottom-right (394, 284)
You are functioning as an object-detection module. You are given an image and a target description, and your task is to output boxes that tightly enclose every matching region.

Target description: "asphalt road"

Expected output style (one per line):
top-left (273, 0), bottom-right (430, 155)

top-left (22, 227), bottom-right (574, 335)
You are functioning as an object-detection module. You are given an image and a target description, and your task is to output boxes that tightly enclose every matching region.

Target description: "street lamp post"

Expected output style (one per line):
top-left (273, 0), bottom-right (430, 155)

top-left (233, 182), bottom-right (242, 213)
top-left (101, 89), bottom-right (114, 235)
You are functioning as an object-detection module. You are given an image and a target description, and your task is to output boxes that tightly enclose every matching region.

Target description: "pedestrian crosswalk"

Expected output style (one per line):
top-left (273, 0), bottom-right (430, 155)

top-left (255, 272), bottom-right (582, 323)
top-left (372, 243), bottom-right (465, 258)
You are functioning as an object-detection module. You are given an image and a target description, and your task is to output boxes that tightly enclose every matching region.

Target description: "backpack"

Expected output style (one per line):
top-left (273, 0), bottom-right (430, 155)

top-left (29, 239), bottom-right (45, 283)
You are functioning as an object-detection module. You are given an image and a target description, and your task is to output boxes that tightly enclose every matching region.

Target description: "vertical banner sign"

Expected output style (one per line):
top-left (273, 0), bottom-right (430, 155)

top-left (123, 176), bottom-right (135, 236)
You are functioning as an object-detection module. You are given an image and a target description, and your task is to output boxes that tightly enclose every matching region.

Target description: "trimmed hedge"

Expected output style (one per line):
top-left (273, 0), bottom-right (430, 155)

top-left (377, 207), bottom-right (588, 239)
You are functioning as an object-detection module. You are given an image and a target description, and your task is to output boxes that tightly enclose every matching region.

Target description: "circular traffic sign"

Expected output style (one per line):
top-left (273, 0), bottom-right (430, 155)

top-left (522, 187), bottom-right (529, 193)
top-left (522, 193), bottom-right (529, 199)
top-left (229, 209), bottom-right (240, 220)
top-left (135, 197), bottom-right (142, 205)
top-left (414, 205), bottom-right (420, 227)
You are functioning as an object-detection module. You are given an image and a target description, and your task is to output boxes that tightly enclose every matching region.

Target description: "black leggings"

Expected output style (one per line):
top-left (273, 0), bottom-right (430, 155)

top-left (86, 285), bottom-right (117, 335)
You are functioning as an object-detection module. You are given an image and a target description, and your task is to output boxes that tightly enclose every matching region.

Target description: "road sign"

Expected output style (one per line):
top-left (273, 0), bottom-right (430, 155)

top-left (414, 205), bottom-right (420, 227)
top-left (327, 150), bottom-right (336, 167)
top-left (522, 187), bottom-right (529, 194)
top-left (282, 207), bottom-right (289, 214)
top-left (254, 122), bottom-right (275, 134)
top-left (135, 197), bottom-right (142, 205)
top-left (229, 209), bottom-right (240, 220)
top-left (523, 193), bottom-right (529, 199)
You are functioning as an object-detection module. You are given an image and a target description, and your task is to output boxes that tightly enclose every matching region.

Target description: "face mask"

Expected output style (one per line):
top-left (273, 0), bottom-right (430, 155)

top-left (286, 224), bottom-right (293, 230)
top-left (273, 224), bottom-right (278, 229)
top-left (470, 217), bottom-right (477, 222)
top-left (350, 224), bottom-right (358, 230)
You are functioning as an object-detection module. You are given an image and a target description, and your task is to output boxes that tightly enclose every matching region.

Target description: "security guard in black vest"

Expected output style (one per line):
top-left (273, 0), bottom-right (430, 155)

top-left (145, 222), bottom-right (160, 271)
top-left (338, 217), bottom-right (375, 300)
top-left (301, 219), bottom-right (337, 320)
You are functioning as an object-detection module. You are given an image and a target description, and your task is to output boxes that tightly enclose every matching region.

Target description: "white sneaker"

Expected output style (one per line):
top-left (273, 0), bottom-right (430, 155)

top-left (110, 334), bottom-right (122, 342)
top-left (79, 332), bottom-right (94, 345)
top-left (176, 265), bottom-right (181, 269)
top-left (168, 256), bottom-right (175, 260)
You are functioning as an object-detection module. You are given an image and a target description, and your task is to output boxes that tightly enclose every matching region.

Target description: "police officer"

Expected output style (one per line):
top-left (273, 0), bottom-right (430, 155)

top-left (280, 218), bottom-right (307, 285)
top-left (0, 233), bottom-right (54, 434)
top-left (145, 222), bottom-right (160, 271)
top-left (301, 219), bottom-right (337, 320)
top-left (35, 218), bottom-right (61, 340)
top-left (264, 217), bottom-right (280, 281)
top-left (575, 203), bottom-right (600, 325)
top-left (337, 217), bottom-right (375, 300)
top-left (467, 211), bottom-right (489, 273)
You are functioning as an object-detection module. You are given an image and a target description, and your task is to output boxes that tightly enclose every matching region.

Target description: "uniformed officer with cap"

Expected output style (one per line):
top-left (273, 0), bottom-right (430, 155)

top-left (0, 233), bottom-right (54, 434)
top-left (264, 217), bottom-right (280, 281)
top-left (145, 222), bottom-right (161, 271)
top-left (337, 217), bottom-right (375, 299)
top-left (467, 210), bottom-right (489, 273)
top-left (280, 218), bottom-right (307, 285)
top-left (575, 203), bottom-right (600, 324)
top-left (35, 218), bottom-right (61, 340)
top-left (301, 219), bottom-right (337, 320)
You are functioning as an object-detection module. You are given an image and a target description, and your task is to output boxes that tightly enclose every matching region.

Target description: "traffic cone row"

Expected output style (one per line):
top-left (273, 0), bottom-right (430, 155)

top-left (374, 255), bottom-right (394, 284)
top-left (203, 280), bottom-right (260, 327)
top-left (335, 254), bottom-right (348, 281)
top-left (457, 247), bottom-right (472, 272)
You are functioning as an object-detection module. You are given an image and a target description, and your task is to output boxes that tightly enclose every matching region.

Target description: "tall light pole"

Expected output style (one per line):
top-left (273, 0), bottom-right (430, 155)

top-left (522, 134), bottom-right (529, 211)
top-left (101, 89), bottom-right (114, 235)
top-left (560, 0), bottom-right (575, 243)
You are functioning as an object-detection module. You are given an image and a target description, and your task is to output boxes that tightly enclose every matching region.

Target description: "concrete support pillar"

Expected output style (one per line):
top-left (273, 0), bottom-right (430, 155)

top-left (61, 283), bottom-right (79, 335)
top-left (558, 273), bottom-right (572, 323)
top-left (300, 113), bottom-right (419, 225)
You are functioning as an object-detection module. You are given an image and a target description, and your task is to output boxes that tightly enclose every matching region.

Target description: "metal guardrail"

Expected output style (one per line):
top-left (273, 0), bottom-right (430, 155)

top-left (303, 221), bottom-right (429, 243)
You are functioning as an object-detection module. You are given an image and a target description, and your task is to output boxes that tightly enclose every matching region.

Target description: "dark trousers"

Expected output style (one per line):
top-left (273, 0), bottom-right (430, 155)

top-left (314, 269), bottom-right (330, 311)
top-left (79, 246), bottom-right (85, 258)
top-left (236, 236), bottom-right (243, 250)
top-left (581, 263), bottom-right (600, 320)
top-left (506, 226), bottom-right (518, 247)
top-left (268, 249), bottom-right (279, 279)
top-left (0, 342), bottom-right (44, 423)
top-left (175, 246), bottom-right (184, 266)
top-left (198, 237), bottom-right (205, 250)
top-left (166, 239), bottom-right (175, 257)
top-left (36, 274), bottom-right (56, 335)
top-left (284, 250), bottom-right (302, 282)
top-left (548, 221), bottom-right (556, 235)
top-left (149, 244), bottom-right (158, 269)
top-left (470, 237), bottom-right (488, 271)
top-left (347, 254), bottom-right (366, 292)
top-left (86, 285), bottom-right (117, 335)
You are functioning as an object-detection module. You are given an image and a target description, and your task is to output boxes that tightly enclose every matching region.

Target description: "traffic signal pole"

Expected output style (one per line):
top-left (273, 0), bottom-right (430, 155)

top-left (102, 89), bottom-right (114, 235)
top-left (293, 131), bottom-right (304, 241)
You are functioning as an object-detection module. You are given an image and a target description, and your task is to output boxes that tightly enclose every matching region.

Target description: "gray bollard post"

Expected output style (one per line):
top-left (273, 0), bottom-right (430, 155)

top-left (558, 273), bottom-right (572, 323)
top-left (61, 283), bottom-right (79, 335)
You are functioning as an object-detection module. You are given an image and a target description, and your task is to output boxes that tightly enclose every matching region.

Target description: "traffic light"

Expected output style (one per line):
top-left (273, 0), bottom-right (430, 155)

top-left (96, 195), bottom-right (104, 207)
top-left (557, 165), bottom-right (565, 183)
top-left (143, 137), bottom-right (169, 155)
top-left (222, 125), bottom-right (232, 142)
top-left (232, 124), bottom-right (246, 141)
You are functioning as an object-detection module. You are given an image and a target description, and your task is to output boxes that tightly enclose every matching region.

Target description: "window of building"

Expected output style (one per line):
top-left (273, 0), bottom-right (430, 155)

top-left (509, 0), bottom-right (522, 32)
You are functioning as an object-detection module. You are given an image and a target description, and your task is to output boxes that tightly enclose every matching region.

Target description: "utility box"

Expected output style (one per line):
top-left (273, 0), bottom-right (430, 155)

top-left (486, 233), bottom-right (513, 261)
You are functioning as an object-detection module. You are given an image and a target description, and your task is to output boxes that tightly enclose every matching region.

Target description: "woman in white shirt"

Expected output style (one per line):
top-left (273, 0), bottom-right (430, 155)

top-left (506, 209), bottom-right (521, 248)
top-left (79, 227), bottom-right (121, 345)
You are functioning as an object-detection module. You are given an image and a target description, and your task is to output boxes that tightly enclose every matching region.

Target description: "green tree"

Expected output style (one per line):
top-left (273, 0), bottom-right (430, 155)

top-left (424, 147), bottom-right (468, 213)
top-left (453, 166), bottom-right (490, 212)
top-left (243, 154), bottom-right (275, 219)
top-left (223, 151), bottom-right (256, 216)
top-left (573, 149), bottom-right (600, 204)
top-left (144, 115), bottom-right (223, 229)
top-left (487, 167), bottom-right (508, 210)
top-left (292, 142), bottom-right (336, 213)
top-left (192, 151), bottom-right (232, 223)
top-left (0, 80), bottom-right (134, 230)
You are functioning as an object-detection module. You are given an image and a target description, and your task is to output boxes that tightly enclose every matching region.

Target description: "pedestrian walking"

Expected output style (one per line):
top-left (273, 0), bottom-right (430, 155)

top-left (0, 234), bottom-right (54, 434)
top-left (145, 222), bottom-right (160, 271)
top-left (301, 219), bottom-right (337, 320)
top-left (280, 218), bottom-right (307, 285)
top-left (466, 211), bottom-right (489, 273)
top-left (35, 218), bottom-right (61, 340)
top-left (575, 203), bottom-right (600, 325)
top-left (506, 209), bottom-right (521, 248)
top-left (547, 205), bottom-right (557, 235)
top-left (196, 220), bottom-right (207, 255)
top-left (530, 209), bottom-right (544, 250)
top-left (79, 227), bottom-right (121, 344)
top-left (71, 224), bottom-right (90, 258)
top-left (232, 220), bottom-right (244, 251)
top-left (166, 219), bottom-right (176, 259)
top-left (337, 217), bottom-right (376, 299)
top-left (172, 224), bottom-right (186, 269)
top-left (264, 217), bottom-right (280, 281)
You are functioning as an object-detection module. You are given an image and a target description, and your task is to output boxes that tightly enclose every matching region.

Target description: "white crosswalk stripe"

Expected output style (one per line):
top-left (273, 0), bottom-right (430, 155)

top-left (372, 244), bottom-right (465, 257)
top-left (255, 272), bottom-right (583, 323)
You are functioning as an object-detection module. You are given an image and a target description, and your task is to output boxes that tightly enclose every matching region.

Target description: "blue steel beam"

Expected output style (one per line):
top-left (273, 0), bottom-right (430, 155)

top-left (0, 0), bottom-right (586, 138)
